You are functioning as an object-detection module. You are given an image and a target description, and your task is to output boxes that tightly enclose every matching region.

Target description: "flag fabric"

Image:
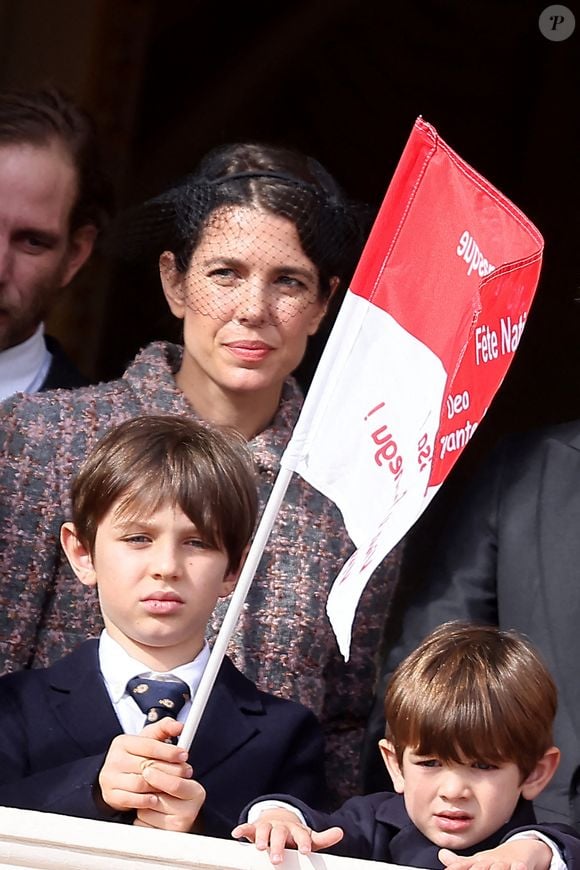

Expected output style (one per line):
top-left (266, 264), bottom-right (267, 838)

top-left (178, 117), bottom-right (543, 750)
top-left (281, 117), bottom-right (543, 659)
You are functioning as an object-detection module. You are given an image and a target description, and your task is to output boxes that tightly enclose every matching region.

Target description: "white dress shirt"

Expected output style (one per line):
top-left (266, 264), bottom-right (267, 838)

top-left (0, 323), bottom-right (51, 401)
top-left (98, 630), bottom-right (210, 734)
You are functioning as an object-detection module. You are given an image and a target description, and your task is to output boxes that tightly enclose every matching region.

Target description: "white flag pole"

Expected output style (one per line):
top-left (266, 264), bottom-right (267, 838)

top-left (177, 289), bottom-right (366, 750)
top-left (177, 466), bottom-right (294, 751)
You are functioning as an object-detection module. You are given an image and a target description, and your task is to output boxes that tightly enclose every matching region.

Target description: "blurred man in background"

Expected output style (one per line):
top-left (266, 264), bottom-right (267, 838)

top-left (0, 87), bottom-right (112, 399)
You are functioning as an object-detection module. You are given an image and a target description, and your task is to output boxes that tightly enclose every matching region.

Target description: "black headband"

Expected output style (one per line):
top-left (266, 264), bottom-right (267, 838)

top-left (207, 170), bottom-right (318, 193)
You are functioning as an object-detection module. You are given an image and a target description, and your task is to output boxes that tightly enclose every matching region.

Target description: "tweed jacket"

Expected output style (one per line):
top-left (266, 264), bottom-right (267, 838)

top-left (0, 341), bottom-right (402, 802)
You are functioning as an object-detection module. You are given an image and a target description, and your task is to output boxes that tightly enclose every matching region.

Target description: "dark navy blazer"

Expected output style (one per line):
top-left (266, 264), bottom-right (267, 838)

top-left (41, 335), bottom-right (90, 391)
top-left (245, 792), bottom-right (580, 868)
top-left (0, 640), bottom-right (326, 837)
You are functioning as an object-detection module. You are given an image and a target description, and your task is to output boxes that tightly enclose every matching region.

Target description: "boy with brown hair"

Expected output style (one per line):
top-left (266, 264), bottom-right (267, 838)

top-left (0, 415), bottom-right (326, 836)
top-left (235, 622), bottom-right (580, 868)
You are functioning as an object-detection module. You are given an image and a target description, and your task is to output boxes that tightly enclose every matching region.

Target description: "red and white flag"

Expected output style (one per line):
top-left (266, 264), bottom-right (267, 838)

top-left (178, 118), bottom-right (544, 749)
top-left (281, 117), bottom-right (543, 658)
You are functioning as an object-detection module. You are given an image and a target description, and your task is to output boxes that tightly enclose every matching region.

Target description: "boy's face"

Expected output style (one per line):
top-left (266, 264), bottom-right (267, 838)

top-left (63, 502), bottom-right (237, 670)
top-left (382, 744), bottom-right (528, 850)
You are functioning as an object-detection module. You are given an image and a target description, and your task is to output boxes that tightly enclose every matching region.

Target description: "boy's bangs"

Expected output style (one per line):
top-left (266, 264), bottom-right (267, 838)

top-left (112, 472), bottom-right (222, 552)
top-left (386, 623), bottom-right (557, 779)
top-left (405, 704), bottom-right (516, 768)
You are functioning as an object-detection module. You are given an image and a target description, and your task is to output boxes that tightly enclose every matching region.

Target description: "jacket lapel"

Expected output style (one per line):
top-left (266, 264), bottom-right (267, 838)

top-left (46, 640), bottom-right (122, 756)
top-left (45, 645), bottom-right (262, 772)
top-left (189, 660), bottom-right (261, 778)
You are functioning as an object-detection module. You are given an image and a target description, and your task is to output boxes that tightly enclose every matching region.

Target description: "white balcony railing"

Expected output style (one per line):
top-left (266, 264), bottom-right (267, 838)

top-left (0, 806), bottom-right (402, 870)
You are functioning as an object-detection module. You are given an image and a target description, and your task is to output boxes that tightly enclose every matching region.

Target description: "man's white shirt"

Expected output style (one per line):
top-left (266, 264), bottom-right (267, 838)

top-left (0, 323), bottom-right (51, 401)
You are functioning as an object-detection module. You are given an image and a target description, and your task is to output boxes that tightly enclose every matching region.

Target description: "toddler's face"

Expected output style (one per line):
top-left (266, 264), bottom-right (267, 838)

top-left (384, 745), bottom-right (525, 850)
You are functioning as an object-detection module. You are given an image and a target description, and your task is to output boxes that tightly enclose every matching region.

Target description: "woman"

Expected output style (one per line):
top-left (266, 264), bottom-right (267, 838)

top-left (0, 143), bottom-right (401, 801)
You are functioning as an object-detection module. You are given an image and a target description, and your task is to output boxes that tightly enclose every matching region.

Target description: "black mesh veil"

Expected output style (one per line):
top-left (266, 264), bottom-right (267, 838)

top-left (110, 144), bottom-right (370, 329)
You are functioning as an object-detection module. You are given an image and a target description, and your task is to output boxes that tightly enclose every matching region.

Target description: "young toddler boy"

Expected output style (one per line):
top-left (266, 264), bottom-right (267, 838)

top-left (0, 415), bottom-right (326, 836)
top-left (234, 622), bottom-right (580, 868)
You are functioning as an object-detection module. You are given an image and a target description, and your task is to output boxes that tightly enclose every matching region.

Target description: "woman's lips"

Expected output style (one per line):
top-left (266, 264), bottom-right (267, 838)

top-left (224, 340), bottom-right (274, 362)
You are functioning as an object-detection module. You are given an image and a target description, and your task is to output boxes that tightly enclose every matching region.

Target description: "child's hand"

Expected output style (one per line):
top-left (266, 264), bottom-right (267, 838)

top-left (133, 752), bottom-right (206, 833)
top-left (439, 837), bottom-right (553, 870)
top-left (98, 718), bottom-right (205, 831)
top-left (232, 809), bottom-right (343, 865)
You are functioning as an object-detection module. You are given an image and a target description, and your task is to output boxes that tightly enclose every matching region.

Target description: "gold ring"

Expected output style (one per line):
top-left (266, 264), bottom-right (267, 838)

top-left (140, 759), bottom-right (155, 773)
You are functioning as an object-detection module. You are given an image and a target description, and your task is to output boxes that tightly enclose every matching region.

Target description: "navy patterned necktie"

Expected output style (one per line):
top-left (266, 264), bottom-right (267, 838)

top-left (126, 672), bottom-right (191, 725)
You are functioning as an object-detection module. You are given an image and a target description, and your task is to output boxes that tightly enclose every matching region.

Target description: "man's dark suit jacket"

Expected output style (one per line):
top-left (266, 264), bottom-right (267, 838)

top-left (0, 640), bottom-right (326, 837)
top-left (41, 335), bottom-right (89, 391)
top-left (245, 792), bottom-right (580, 868)
top-left (364, 421), bottom-right (580, 830)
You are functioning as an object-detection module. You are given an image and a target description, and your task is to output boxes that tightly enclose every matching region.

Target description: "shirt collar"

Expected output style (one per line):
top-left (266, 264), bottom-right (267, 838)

top-left (0, 323), bottom-right (51, 401)
top-left (98, 629), bottom-right (211, 703)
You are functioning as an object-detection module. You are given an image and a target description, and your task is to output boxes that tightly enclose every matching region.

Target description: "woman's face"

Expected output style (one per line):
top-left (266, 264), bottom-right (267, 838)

top-left (161, 205), bottom-right (330, 401)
